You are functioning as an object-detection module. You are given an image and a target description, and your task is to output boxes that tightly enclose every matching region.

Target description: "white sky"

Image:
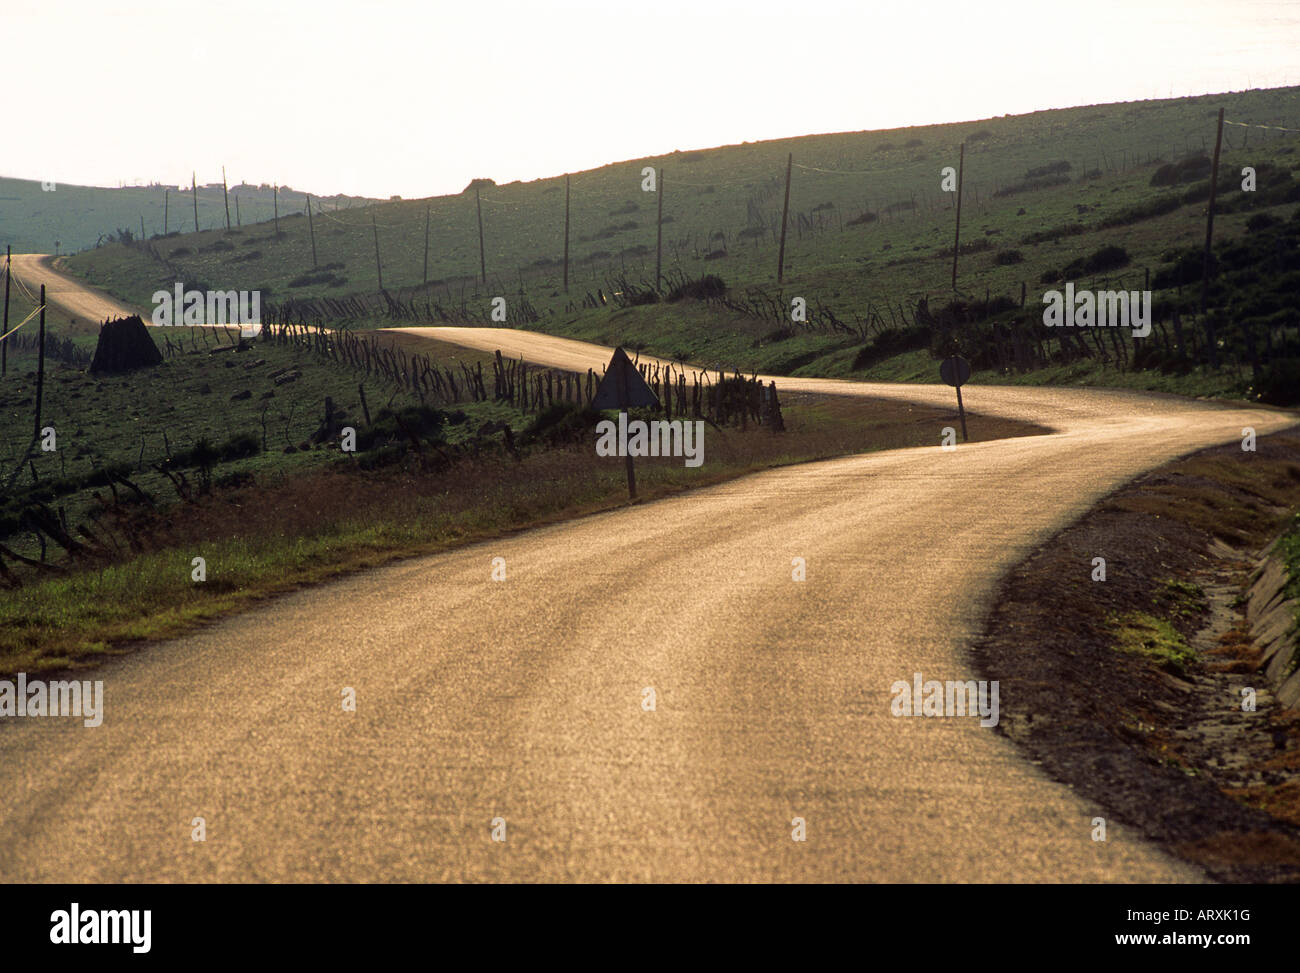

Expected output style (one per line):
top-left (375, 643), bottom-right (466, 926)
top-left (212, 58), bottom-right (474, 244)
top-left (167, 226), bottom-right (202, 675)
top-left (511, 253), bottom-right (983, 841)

top-left (7, 0), bottom-right (1299, 198)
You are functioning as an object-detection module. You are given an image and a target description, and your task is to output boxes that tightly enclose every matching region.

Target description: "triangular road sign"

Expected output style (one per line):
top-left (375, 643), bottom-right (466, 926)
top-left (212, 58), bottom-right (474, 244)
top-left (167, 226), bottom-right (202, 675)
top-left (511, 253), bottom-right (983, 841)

top-left (591, 346), bottom-right (660, 410)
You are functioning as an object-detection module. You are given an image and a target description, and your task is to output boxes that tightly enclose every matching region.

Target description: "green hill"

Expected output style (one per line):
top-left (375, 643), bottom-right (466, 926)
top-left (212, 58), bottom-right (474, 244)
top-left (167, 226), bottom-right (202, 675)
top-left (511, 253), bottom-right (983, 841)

top-left (52, 86), bottom-right (1300, 399)
top-left (0, 177), bottom-right (381, 254)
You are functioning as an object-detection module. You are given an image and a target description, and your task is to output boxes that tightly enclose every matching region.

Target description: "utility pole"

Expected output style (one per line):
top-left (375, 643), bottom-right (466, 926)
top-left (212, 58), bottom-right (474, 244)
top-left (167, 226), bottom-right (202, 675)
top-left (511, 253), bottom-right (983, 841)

top-left (777, 153), bottom-right (792, 284)
top-left (2, 246), bottom-right (10, 377)
top-left (1201, 107), bottom-right (1225, 367)
top-left (655, 167), bottom-right (664, 287)
top-left (306, 194), bottom-right (318, 269)
top-left (475, 184), bottom-right (487, 284)
top-left (192, 172), bottom-right (199, 233)
top-left (164, 188), bottom-right (169, 234)
top-left (952, 142), bottom-right (965, 290)
top-left (222, 166), bottom-right (231, 230)
top-left (563, 174), bottom-right (570, 294)
top-left (273, 184), bottom-right (280, 237)
top-left (34, 285), bottom-right (46, 442)
top-left (422, 206), bottom-right (430, 286)
top-left (372, 210), bottom-right (383, 291)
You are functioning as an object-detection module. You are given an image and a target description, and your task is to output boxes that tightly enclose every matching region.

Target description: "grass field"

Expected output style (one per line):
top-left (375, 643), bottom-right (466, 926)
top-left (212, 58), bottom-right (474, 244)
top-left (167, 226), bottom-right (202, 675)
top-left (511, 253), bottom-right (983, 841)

top-left (0, 343), bottom-right (1047, 677)
top-left (0, 328), bottom-right (532, 564)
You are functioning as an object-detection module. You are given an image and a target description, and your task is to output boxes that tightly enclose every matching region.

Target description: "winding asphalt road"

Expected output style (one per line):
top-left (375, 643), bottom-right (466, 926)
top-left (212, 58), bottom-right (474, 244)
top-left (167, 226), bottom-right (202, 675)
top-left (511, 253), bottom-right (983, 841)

top-left (2, 263), bottom-right (1295, 881)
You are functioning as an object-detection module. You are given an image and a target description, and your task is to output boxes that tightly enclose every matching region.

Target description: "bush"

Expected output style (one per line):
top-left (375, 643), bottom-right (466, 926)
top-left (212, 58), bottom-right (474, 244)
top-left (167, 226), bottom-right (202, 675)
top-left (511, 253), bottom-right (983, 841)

top-left (288, 270), bottom-right (347, 288)
top-left (1098, 194), bottom-right (1181, 227)
top-left (1021, 223), bottom-right (1085, 245)
top-left (1150, 155), bottom-right (1211, 187)
top-left (993, 174), bottom-right (1070, 198)
top-left (994, 249), bottom-right (1024, 265)
top-left (667, 275), bottom-right (726, 301)
top-left (168, 431), bottom-right (261, 468)
top-left (851, 326), bottom-right (931, 370)
top-left (1062, 244), bottom-right (1130, 278)
top-left (356, 405), bottom-right (447, 452)
top-left (1152, 248), bottom-right (1210, 289)
top-left (520, 403), bottom-right (602, 447)
top-left (1254, 358), bottom-right (1300, 406)
top-left (1247, 212), bottom-right (1282, 233)
top-left (1025, 160), bottom-right (1071, 179)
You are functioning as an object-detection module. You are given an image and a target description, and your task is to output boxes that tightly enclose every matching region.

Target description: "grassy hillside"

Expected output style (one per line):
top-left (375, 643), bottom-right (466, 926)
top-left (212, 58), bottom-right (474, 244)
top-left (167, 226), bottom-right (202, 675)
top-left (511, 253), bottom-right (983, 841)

top-left (49, 85), bottom-right (1300, 401)
top-left (0, 177), bottom-right (381, 254)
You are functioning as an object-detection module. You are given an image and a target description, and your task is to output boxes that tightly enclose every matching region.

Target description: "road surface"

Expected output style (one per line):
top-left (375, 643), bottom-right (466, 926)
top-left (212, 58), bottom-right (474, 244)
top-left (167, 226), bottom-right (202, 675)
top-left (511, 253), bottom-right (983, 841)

top-left (8, 253), bottom-right (143, 324)
top-left (0, 315), bottom-right (1294, 881)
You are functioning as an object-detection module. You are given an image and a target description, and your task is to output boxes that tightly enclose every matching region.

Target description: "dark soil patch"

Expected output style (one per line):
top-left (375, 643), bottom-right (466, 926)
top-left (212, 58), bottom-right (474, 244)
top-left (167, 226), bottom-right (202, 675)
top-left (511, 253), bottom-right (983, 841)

top-left (972, 429), bottom-right (1300, 883)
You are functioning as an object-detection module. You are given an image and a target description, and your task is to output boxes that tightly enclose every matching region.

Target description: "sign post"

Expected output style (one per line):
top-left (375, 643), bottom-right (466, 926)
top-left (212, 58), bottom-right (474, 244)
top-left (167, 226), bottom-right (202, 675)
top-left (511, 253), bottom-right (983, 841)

top-left (939, 355), bottom-right (971, 442)
top-left (592, 346), bottom-right (660, 500)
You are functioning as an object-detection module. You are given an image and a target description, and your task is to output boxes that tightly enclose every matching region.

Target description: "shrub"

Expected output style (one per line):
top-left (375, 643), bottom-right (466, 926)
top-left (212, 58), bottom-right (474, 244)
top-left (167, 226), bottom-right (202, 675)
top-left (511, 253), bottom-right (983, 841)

top-left (851, 326), bottom-right (931, 370)
top-left (1254, 358), bottom-right (1300, 406)
top-left (356, 405), bottom-right (447, 452)
top-left (520, 403), bottom-right (602, 447)
top-left (666, 275), bottom-right (726, 301)
top-left (1025, 160), bottom-right (1071, 179)
top-left (1150, 155), bottom-right (1210, 186)
top-left (993, 174), bottom-right (1070, 198)
top-left (1246, 212), bottom-right (1282, 233)
top-left (1021, 223), bottom-right (1085, 245)
top-left (994, 249), bottom-right (1024, 265)
top-left (1083, 244), bottom-right (1130, 273)
top-left (288, 270), bottom-right (347, 288)
top-left (1099, 194), bottom-right (1181, 227)
top-left (1061, 244), bottom-right (1130, 278)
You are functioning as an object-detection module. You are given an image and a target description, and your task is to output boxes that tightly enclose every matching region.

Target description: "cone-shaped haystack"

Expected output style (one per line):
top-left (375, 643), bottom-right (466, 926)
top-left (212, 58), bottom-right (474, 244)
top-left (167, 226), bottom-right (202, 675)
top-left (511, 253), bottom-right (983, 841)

top-left (89, 315), bottom-right (163, 374)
